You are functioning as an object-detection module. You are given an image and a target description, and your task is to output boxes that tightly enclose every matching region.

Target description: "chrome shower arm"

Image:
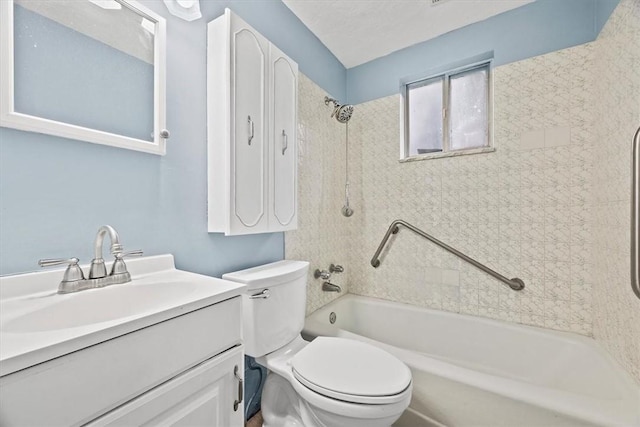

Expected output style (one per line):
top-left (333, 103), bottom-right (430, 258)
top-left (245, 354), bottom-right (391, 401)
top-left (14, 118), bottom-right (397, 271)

top-left (324, 96), bottom-right (338, 106)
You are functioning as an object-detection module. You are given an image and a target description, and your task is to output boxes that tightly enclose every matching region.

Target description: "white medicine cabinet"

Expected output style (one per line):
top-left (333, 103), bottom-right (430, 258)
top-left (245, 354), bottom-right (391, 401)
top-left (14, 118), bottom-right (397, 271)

top-left (0, 0), bottom-right (168, 155)
top-left (207, 8), bottom-right (298, 236)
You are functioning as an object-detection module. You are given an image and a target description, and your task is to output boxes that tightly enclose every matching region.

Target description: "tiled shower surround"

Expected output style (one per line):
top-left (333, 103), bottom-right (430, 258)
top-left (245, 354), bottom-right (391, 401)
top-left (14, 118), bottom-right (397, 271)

top-left (286, 74), bottom-right (350, 314)
top-left (346, 42), bottom-right (596, 334)
top-left (592, 0), bottom-right (640, 382)
top-left (288, 0), bottom-right (640, 382)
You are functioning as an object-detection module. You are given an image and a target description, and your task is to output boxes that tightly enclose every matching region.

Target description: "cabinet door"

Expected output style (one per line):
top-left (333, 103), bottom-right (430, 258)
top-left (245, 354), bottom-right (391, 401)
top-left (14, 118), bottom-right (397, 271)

top-left (230, 15), bottom-right (269, 235)
top-left (269, 44), bottom-right (298, 231)
top-left (87, 346), bottom-right (244, 427)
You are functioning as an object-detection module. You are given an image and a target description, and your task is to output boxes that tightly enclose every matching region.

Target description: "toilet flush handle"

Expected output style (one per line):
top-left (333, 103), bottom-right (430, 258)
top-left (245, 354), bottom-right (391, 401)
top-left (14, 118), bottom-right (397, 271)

top-left (249, 289), bottom-right (270, 299)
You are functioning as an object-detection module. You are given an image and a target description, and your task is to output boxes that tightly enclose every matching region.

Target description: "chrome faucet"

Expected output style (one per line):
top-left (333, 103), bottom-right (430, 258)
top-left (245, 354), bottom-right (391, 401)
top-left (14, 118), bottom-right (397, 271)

top-left (316, 263), bottom-right (344, 293)
top-left (314, 264), bottom-right (344, 281)
top-left (39, 225), bottom-right (142, 294)
top-left (322, 282), bottom-right (342, 293)
top-left (89, 225), bottom-right (123, 279)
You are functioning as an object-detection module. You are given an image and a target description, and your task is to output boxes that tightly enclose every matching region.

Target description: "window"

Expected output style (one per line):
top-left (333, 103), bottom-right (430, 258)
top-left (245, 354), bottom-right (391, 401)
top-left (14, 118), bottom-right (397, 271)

top-left (402, 62), bottom-right (491, 159)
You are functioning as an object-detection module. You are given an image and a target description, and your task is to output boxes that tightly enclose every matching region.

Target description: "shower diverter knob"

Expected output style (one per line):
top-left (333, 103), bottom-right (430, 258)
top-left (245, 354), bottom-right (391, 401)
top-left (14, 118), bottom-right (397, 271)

top-left (329, 264), bottom-right (344, 273)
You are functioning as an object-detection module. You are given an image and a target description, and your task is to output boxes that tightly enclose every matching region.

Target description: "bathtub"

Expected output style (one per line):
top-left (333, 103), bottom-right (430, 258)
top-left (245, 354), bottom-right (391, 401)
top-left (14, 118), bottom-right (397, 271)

top-left (302, 294), bottom-right (640, 427)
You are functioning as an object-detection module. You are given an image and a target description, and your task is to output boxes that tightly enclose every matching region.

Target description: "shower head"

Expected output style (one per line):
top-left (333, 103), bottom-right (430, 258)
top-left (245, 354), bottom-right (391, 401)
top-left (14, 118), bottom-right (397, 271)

top-left (324, 96), bottom-right (354, 123)
top-left (334, 104), bottom-right (354, 123)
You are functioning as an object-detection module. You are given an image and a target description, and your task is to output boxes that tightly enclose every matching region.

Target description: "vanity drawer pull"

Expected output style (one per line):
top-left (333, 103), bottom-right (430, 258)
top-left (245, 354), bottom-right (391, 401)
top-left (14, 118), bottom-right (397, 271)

top-left (233, 365), bottom-right (243, 411)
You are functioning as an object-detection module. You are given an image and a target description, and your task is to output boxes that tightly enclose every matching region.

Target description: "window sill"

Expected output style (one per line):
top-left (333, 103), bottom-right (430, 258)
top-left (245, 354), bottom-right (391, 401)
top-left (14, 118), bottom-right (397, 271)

top-left (399, 146), bottom-right (495, 163)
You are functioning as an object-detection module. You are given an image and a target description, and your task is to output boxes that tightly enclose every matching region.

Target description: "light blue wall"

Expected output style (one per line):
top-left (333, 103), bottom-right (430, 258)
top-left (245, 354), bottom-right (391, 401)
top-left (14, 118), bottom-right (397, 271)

top-left (347, 0), bottom-right (620, 105)
top-left (595, 0), bottom-right (621, 34)
top-left (0, 0), bottom-right (620, 276)
top-left (0, 0), bottom-right (345, 276)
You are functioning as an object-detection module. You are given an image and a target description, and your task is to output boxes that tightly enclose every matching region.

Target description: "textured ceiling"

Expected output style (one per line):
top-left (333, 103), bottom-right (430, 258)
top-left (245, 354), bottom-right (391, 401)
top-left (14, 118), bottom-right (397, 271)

top-left (283, 0), bottom-right (535, 68)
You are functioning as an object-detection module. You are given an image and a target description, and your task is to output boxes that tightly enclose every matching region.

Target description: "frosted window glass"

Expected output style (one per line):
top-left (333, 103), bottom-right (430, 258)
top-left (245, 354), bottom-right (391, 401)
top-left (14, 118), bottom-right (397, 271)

top-left (407, 78), bottom-right (443, 156)
top-left (449, 67), bottom-right (489, 150)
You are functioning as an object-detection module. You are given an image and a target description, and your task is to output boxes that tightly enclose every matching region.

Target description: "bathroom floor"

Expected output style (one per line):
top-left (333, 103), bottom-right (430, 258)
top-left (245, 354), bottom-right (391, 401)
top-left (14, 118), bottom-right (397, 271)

top-left (246, 408), bottom-right (437, 427)
top-left (246, 411), bottom-right (263, 427)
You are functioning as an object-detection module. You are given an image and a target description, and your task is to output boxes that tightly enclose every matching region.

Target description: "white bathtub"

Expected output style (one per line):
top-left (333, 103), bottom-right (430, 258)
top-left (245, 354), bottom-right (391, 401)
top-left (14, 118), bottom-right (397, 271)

top-left (302, 294), bottom-right (640, 427)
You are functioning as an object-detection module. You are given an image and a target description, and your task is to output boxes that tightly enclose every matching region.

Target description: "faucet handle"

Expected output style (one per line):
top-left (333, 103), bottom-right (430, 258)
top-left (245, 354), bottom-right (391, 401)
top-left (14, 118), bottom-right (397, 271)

top-left (39, 257), bottom-right (79, 268)
top-left (119, 249), bottom-right (143, 258)
top-left (111, 249), bottom-right (143, 275)
top-left (329, 264), bottom-right (344, 273)
top-left (38, 257), bottom-right (85, 282)
top-left (314, 269), bottom-right (331, 280)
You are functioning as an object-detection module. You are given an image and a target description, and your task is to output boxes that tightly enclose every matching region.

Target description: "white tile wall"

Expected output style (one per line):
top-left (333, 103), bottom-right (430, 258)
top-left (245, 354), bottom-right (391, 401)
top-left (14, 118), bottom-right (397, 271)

top-left (285, 74), bottom-right (351, 315)
top-left (289, 0), bottom-right (640, 384)
top-left (346, 42), bottom-right (597, 336)
top-left (592, 0), bottom-right (640, 383)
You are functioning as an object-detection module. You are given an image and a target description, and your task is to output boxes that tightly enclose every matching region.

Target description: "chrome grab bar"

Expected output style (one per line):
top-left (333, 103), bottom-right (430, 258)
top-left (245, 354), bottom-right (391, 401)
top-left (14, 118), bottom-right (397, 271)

top-left (371, 219), bottom-right (525, 291)
top-left (632, 126), bottom-right (640, 300)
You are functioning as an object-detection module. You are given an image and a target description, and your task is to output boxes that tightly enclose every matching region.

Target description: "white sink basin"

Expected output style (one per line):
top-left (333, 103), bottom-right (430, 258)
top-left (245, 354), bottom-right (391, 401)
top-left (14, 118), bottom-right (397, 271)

top-left (0, 255), bottom-right (246, 376)
top-left (3, 281), bottom-right (199, 333)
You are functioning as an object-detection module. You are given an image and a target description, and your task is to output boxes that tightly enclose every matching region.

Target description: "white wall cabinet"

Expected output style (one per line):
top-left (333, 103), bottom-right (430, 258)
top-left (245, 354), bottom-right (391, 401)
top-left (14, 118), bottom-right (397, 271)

top-left (207, 8), bottom-right (298, 236)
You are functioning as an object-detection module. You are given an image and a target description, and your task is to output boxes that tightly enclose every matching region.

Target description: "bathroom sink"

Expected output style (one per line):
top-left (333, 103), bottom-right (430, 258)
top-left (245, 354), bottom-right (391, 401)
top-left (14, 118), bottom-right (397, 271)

top-left (2, 281), bottom-right (199, 333)
top-left (0, 254), bottom-right (246, 376)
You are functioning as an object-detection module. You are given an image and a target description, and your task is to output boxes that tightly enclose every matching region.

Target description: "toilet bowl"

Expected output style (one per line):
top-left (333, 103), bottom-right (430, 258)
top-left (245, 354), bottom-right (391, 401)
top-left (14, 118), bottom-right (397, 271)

top-left (259, 336), bottom-right (412, 427)
top-left (223, 260), bottom-right (412, 427)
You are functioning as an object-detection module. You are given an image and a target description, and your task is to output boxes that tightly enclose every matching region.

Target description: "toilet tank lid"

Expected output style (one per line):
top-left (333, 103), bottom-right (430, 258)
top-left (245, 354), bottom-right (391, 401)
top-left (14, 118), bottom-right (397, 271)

top-left (222, 260), bottom-right (309, 289)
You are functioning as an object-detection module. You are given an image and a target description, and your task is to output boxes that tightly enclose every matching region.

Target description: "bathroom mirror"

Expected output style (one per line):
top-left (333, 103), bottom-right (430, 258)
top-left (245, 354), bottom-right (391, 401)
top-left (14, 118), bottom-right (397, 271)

top-left (0, 0), bottom-right (167, 155)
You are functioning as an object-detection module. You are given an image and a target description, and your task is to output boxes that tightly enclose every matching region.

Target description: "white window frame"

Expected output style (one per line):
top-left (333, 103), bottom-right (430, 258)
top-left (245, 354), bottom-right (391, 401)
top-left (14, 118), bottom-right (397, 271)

top-left (400, 58), bottom-right (494, 162)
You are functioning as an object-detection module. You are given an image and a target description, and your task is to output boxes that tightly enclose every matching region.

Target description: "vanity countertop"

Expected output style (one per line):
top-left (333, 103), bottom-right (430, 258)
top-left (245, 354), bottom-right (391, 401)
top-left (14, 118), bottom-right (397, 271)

top-left (0, 255), bottom-right (245, 377)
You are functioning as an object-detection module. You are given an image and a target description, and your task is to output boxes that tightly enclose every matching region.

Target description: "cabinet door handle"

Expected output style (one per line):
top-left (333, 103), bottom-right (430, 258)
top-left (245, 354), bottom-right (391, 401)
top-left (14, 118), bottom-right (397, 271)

top-left (233, 365), bottom-right (243, 411)
top-left (247, 116), bottom-right (254, 145)
top-left (281, 129), bottom-right (288, 155)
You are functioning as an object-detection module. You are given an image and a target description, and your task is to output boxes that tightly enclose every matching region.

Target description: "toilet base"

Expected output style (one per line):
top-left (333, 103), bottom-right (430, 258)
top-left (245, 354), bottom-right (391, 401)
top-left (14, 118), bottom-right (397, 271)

top-left (261, 373), bottom-right (405, 427)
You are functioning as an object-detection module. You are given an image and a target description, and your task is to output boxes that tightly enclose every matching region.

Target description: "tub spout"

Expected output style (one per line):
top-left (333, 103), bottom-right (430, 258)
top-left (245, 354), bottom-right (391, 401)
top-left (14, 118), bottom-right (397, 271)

top-left (322, 281), bottom-right (341, 293)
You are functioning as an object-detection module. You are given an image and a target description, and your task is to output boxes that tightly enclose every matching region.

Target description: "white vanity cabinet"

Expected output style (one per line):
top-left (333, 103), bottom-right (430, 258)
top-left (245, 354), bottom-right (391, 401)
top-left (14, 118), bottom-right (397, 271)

top-left (0, 297), bottom-right (244, 427)
top-left (207, 8), bottom-right (298, 236)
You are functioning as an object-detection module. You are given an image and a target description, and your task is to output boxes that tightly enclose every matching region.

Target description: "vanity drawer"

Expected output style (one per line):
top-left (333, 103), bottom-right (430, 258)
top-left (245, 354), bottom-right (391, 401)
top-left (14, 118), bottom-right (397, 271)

top-left (0, 296), bottom-right (241, 427)
top-left (87, 346), bottom-right (243, 427)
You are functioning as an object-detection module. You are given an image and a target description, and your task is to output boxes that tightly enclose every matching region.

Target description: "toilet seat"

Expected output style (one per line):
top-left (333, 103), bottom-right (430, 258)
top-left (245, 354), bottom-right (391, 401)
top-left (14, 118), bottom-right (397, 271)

top-left (291, 337), bottom-right (412, 405)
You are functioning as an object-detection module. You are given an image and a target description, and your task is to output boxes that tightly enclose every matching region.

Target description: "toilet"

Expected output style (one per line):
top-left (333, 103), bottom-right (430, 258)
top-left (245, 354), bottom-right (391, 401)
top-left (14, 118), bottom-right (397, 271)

top-left (223, 260), bottom-right (412, 427)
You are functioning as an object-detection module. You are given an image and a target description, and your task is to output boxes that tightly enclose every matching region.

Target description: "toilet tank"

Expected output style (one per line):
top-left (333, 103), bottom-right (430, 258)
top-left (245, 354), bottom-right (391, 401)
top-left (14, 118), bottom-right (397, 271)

top-left (223, 260), bottom-right (309, 358)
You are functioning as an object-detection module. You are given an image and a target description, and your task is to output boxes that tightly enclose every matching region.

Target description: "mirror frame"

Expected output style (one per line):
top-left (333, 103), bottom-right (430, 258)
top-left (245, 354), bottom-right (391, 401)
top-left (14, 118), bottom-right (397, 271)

top-left (0, 0), bottom-right (167, 155)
